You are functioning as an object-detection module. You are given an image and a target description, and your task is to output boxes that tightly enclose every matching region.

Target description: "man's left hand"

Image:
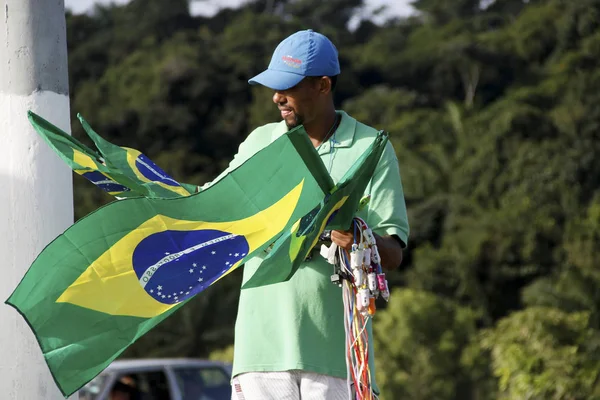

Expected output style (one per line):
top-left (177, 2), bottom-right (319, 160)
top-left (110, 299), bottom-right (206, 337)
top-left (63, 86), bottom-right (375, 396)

top-left (330, 229), bottom-right (404, 271)
top-left (330, 229), bottom-right (354, 251)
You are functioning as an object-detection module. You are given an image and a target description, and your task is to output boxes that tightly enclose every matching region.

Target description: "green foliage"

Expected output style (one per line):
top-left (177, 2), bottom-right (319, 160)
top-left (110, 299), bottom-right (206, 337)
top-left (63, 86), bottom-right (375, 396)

top-left (65, 0), bottom-right (600, 396)
top-left (209, 345), bottom-right (235, 364)
top-left (479, 307), bottom-right (600, 399)
top-left (373, 289), bottom-right (479, 400)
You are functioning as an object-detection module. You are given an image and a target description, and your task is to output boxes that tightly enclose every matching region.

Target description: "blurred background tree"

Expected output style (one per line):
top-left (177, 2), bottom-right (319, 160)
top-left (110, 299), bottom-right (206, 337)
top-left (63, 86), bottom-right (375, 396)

top-left (64, 0), bottom-right (600, 398)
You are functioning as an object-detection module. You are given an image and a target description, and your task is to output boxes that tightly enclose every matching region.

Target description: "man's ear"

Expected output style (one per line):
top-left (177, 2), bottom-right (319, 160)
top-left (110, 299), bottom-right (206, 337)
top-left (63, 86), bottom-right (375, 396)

top-left (319, 76), bottom-right (332, 95)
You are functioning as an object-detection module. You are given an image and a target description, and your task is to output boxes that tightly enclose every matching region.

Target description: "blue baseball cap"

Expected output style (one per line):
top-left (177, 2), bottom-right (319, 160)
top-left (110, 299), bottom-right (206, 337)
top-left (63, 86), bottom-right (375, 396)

top-left (248, 29), bottom-right (340, 91)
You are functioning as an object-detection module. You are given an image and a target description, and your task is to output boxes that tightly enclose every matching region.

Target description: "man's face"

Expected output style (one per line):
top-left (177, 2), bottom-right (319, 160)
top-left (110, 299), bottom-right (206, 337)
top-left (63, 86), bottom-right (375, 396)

top-left (273, 77), bottom-right (322, 129)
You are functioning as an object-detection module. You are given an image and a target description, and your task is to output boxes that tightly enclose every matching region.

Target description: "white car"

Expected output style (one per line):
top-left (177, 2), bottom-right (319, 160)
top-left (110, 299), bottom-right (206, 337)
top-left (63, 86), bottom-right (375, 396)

top-left (78, 358), bottom-right (233, 400)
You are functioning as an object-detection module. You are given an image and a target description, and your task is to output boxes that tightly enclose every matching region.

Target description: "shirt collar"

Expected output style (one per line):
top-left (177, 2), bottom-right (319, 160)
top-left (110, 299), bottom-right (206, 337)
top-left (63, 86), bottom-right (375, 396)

top-left (270, 110), bottom-right (357, 154)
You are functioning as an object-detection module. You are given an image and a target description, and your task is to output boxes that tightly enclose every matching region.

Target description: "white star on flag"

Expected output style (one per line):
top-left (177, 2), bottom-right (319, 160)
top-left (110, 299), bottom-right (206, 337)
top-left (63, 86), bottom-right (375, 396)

top-left (189, 269), bottom-right (194, 273)
top-left (198, 277), bottom-right (204, 282)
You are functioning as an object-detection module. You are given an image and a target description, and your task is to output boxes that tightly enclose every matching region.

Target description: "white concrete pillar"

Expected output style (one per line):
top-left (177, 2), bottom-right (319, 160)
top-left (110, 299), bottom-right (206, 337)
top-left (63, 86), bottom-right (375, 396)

top-left (0, 0), bottom-right (76, 398)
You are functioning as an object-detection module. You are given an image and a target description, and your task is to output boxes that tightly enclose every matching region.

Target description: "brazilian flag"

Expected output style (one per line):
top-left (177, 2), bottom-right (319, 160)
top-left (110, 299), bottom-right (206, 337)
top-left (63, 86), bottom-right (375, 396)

top-left (6, 113), bottom-right (387, 397)
top-left (244, 130), bottom-right (389, 288)
top-left (29, 111), bottom-right (197, 199)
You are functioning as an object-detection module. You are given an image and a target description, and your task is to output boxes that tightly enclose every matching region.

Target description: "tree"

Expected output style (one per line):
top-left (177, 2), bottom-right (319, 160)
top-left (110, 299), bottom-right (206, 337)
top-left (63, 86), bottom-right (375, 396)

top-left (479, 307), bottom-right (600, 399)
top-left (373, 289), bottom-right (479, 400)
top-left (411, 0), bottom-right (481, 25)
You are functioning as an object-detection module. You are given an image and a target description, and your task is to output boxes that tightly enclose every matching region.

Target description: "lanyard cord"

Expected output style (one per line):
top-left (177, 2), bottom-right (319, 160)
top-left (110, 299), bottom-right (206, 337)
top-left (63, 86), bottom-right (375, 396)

top-left (328, 131), bottom-right (336, 174)
top-left (317, 113), bottom-right (341, 149)
top-left (317, 113), bottom-right (341, 174)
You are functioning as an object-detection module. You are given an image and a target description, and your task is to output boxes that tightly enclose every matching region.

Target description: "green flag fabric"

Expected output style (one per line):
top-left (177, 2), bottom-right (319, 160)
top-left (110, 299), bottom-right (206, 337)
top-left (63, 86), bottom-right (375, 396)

top-left (29, 111), bottom-right (197, 199)
top-left (77, 114), bottom-right (199, 197)
top-left (6, 113), bottom-right (388, 397)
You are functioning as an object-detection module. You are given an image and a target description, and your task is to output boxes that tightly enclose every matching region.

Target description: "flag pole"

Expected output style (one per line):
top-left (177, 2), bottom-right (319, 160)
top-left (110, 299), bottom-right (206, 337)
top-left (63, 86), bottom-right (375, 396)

top-left (0, 1), bottom-right (76, 398)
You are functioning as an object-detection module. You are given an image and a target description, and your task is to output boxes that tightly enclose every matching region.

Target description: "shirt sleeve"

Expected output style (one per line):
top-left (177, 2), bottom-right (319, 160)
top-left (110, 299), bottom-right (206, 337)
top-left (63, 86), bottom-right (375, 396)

top-left (364, 140), bottom-right (410, 248)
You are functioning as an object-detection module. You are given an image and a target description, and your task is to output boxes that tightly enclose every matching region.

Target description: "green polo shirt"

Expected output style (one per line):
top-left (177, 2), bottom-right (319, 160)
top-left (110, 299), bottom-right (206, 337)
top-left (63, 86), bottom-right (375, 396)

top-left (204, 110), bottom-right (409, 393)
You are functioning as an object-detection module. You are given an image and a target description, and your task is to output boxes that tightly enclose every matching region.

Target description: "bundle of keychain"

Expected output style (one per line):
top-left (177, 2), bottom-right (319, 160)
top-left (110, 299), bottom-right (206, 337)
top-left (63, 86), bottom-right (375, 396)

top-left (319, 216), bottom-right (390, 400)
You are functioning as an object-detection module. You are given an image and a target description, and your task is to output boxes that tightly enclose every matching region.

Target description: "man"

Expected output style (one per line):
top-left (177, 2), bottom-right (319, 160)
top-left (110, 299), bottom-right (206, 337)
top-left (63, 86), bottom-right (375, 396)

top-left (211, 29), bottom-right (409, 400)
top-left (109, 376), bottom-right (139, 400)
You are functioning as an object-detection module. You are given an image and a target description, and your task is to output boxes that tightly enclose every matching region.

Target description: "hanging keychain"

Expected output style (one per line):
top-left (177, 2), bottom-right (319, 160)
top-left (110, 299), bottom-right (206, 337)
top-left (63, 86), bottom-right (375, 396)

top-left (319, 205), bottom-right (389, 400)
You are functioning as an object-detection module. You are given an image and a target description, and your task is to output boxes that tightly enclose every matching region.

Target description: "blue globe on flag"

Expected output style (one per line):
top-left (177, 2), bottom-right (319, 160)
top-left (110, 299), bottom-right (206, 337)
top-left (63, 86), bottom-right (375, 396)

top-left (132, 229), bottom-right (249, 304)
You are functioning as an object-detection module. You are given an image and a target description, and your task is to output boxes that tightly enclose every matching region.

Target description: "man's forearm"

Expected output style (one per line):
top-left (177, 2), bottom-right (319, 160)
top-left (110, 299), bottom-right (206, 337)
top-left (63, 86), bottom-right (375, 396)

top-left (374, 233), bottom-right (403, 271)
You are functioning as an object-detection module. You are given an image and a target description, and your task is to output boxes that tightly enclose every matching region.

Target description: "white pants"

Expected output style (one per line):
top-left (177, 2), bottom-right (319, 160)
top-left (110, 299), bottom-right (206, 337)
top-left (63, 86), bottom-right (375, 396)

top-left (231, 370), bottom-right (350, 400)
